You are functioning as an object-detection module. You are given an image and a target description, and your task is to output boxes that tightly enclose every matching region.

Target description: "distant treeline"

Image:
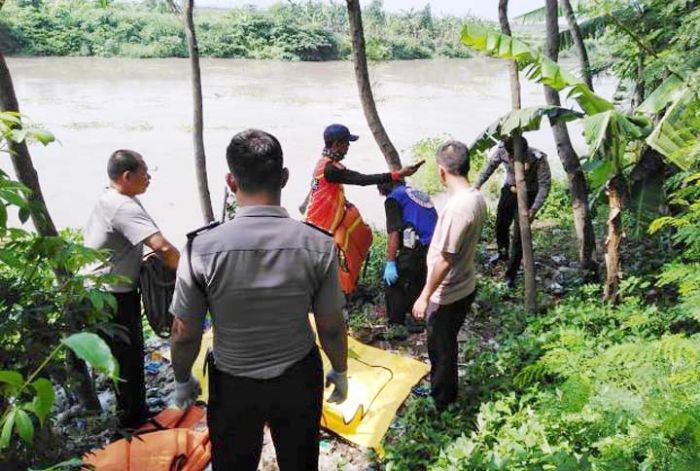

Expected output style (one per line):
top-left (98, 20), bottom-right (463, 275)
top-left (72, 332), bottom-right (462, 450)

top-left (0, 0), bottom-right (478, 60)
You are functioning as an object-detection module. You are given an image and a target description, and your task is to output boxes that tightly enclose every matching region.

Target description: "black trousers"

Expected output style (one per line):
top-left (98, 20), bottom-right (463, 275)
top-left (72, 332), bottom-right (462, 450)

top-left (495, 187), bottom-right (518, 258)
top-left (208, 347), bottom-right (323, 471)
top-left (108, 291), bottom-right (147, 428)
top-left (505, 191), bottom-right (538, 280)
top-left (495, 187), bottom-right (537, 279)
top-left (426, 292), bottom-right (475, 409)
top-left (385, 245), bottom-right (428, 325)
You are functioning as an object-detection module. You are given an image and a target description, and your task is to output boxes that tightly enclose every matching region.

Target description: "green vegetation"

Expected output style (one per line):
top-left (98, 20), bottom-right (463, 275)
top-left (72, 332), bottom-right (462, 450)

top-left (408, 136), bottom-right (488, 196)
top-left (0, 0), bottom-right (476, 61)
top-left (1, 0), bottom-right (699, 468)
top-left (381, 0), bottom-right (699, 460)
top-left (381, 168), bottom-right (700, 470)
top-left (0, 112), bottom-right (118, 466)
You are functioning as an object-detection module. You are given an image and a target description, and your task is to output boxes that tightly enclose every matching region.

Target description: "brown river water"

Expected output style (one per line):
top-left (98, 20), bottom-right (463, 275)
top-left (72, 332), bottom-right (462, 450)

top-left (4, 57), bottom-right (614, 246)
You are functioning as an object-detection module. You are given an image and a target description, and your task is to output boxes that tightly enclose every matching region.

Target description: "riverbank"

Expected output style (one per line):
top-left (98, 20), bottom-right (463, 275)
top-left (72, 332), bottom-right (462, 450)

top-left (0, 0), bottom-right (474, 61)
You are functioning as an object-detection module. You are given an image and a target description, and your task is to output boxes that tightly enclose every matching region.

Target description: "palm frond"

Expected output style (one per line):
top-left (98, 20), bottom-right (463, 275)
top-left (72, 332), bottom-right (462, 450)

top-left (559, 14), bottom-right (611, 50)
top-left (514, 6), bottom-right (559, 24)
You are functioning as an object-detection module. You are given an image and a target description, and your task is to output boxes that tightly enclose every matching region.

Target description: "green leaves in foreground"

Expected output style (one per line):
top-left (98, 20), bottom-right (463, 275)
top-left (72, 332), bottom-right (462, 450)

top-left (460, 23), bottom-right (614, 115)
top-left (61, 332), bottom-right (119, 381)
top-left (461, 22), bottom-right (699, 175)
top-left (0, 333), bottom-right (117, 451)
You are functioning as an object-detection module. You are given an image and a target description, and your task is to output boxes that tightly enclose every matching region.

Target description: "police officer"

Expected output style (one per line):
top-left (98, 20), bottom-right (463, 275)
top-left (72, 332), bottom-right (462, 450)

top-left (475, 137), bottom-right (551, 287)
top-left (169, 129), bottom-right (349, 470)
top-left (378, 180), bottom-right (437, 337)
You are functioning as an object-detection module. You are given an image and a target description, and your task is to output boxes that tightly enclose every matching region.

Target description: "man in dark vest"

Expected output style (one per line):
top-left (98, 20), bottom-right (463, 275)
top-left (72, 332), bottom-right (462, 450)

top-left (378, 180), bottom-right (438, 338)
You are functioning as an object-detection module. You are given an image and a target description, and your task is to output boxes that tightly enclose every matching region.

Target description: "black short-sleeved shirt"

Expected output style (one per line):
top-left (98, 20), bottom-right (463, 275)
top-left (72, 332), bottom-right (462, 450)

top-left (384, 198), bottom-right (404, 234)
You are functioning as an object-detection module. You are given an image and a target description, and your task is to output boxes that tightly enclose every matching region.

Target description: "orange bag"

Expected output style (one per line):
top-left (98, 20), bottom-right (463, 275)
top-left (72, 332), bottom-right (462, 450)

top-left (334, 205), bottom-right (373, 295)
top-left (83, 407), bottom-right (210, 471)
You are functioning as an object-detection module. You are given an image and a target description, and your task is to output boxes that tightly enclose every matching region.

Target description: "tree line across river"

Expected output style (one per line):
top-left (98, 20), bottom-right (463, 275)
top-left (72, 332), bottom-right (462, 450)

top-left (0, 0), bottom-right (477, 61)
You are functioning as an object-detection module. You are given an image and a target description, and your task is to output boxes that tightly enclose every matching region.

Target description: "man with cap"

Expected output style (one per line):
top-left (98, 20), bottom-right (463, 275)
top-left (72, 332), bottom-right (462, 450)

top-left (475, 136), bottom-right (551, 288)
top-left (304, 124), bottom-right (423, 234)
top-left (377, 180), bottom-right (438, 338)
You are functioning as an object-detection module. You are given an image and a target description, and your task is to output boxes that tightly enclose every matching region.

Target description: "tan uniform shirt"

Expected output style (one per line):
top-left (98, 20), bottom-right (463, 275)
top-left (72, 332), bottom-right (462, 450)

top-left (170, 206), bottom-right (344, 380)
top-left (427, 187), bottom-right (487, 305)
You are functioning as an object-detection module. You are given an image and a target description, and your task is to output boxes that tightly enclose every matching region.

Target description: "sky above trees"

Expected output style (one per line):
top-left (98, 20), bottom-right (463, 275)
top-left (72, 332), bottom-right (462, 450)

top-left (200, 0), bottom-right (544, 20)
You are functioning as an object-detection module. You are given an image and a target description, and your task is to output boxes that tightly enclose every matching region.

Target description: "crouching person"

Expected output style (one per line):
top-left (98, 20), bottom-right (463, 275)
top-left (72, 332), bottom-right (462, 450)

top-left (169, 129), bottom-right (348, 471)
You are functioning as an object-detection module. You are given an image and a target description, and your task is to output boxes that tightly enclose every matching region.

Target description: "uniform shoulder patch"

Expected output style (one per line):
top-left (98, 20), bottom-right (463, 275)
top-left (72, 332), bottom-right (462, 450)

top-left (186, 221), bottom-right (221, 241)
top-left (302, 221), bottom-right (333, 237)
top-left (406, 187), bottom-right (434, 209)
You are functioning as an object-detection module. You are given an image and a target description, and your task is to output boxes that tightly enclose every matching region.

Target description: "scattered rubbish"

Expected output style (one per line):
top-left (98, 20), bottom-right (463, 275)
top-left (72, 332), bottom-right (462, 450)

top-left (145, 361), bottom-right (162, 375)
top-left (412, 386), bottom-right (430, 397)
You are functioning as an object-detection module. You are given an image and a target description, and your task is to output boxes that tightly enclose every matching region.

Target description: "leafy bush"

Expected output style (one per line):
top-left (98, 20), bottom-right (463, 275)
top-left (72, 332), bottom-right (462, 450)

top-left (408, 136), bottom-right (488, 196)
top-left (537, 178), bottom-right (571, 222)
top-left (0, 113), bottom-right (118, 466)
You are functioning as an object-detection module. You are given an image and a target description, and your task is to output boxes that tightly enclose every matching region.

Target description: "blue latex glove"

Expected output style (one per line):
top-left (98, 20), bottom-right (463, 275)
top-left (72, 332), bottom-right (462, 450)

top-left (383, 261), bottom-right (399, 286)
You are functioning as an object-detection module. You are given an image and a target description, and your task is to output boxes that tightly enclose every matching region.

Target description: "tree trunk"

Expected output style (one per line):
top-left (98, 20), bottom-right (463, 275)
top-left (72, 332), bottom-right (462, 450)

top-left (183, 0), bottom-right (214, 223)
top-left (544, 0), bottom-right (597, 275)
top-left (604, 175), bottom-right (624, 303)
top-left (0, 52), bottom-right (101, 410)
top-left (0, 53), bottom-right (58, 237)
top-left (632, 53), bottom-right (645, 109)
top-left (66, 353), bottom-right (101, 412)
top-left (560, 0), bottom-right (593, 91)
top-left (346, 0), bottom-right (402, 170)
top-left (499, 0), bottom-right (536, 312)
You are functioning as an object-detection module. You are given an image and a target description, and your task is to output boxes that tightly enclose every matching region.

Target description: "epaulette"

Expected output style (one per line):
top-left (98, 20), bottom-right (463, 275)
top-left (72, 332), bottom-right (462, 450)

top-left (186, 220), bottom-right (220, 296)
top-left (302, 221), bottom-right (333, 237)
top-left (531, 149), bottom-right (547, 160)
top-left (186, 221), bottom-right (221, 241)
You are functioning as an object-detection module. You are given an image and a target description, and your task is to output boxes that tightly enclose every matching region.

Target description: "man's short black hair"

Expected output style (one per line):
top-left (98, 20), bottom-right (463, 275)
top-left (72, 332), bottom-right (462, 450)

top-left (436, 140), bottom-right (470, 176)
top-left (377, 180), bottom-right (401, 196)
top-left (226, 129), bottom-right (284, 193)
top-left (503, 136), bottom-right (528, 154)
top-left (107, 149), bottom-right (142, 182)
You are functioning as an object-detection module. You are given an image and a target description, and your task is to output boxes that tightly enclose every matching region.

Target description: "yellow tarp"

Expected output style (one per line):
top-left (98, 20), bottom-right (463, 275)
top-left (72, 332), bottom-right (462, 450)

top-left (165, 326), bottom-right (429, 454)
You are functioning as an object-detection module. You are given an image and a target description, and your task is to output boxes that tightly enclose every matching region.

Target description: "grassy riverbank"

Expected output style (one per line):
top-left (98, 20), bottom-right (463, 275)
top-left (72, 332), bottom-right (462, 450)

top-left (0, 0), bottom-right (477, 61)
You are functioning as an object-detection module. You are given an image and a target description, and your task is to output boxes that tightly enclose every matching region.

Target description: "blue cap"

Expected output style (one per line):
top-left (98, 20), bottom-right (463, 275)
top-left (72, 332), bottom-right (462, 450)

top-left (323, 124), bottom-right (359, 143)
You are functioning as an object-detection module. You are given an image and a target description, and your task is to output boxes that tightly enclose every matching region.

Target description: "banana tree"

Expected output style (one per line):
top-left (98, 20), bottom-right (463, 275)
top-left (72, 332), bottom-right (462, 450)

top-left (544, 0), bottom-right (597, 275)
top-left (461, 23), bottom-right (698, 301)
top-left (516, 0), bottom-right (597, 90)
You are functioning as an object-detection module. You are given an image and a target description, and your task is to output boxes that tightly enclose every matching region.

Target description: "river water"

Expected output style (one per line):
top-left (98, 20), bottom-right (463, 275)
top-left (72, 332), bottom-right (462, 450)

top-left (4, 57), bottom-right (614, 246)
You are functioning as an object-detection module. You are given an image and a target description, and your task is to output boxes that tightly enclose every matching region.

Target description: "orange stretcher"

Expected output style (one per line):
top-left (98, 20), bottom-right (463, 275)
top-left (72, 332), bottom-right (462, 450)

top-left (83, 406), bottom-right (210, 471)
